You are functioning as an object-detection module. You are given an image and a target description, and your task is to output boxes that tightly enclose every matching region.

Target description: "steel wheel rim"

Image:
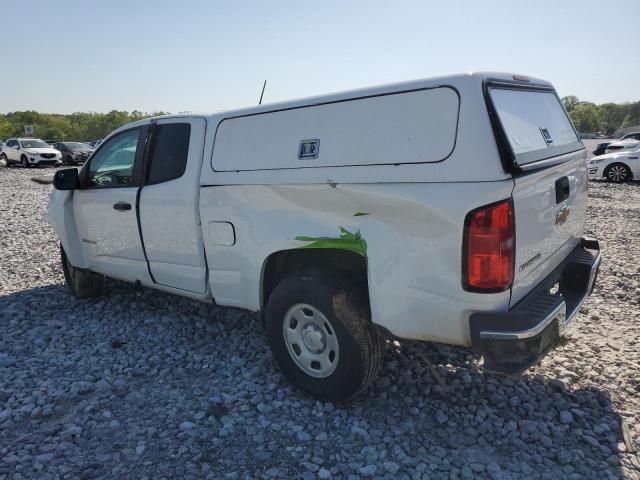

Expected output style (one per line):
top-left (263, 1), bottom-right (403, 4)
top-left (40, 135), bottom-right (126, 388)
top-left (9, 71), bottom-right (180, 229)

top-left (282, 303), bottom-right (339, 378)
top-left (608, 165), bottom-right (627, 182)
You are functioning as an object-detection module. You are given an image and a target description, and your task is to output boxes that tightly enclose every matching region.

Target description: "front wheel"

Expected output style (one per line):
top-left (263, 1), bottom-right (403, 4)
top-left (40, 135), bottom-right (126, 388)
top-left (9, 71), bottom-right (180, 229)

top-left (21, 156), bottom-right (29, 168)
top-left (605, 163), bottom-right (631, 183)
top-left (265, 269), bottom-right (383, 402)
top-left (60, 244), bottom-right (103, 298)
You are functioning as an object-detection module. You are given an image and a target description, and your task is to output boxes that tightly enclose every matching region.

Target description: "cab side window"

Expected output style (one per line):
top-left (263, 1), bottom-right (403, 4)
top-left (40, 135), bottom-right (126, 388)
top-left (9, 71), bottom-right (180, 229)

top-left (146, 123), bottom-right (191, 184)
top-left (86, 129), bottom-right (142, 188)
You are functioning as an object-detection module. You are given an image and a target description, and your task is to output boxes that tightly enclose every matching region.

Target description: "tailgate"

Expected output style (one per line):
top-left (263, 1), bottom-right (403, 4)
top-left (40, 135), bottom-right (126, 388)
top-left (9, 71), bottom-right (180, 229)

top-left (485, 84), bottom-right (587, 306)
top-left (510, 153), bottom-right (588, 305)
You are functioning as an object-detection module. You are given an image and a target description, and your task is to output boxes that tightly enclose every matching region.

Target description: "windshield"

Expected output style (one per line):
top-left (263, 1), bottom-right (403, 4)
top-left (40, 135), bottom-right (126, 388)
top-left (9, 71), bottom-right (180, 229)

top-left (621, 133), bottom-right (640, 140)
top-left (20, 139), bottom-right (50, 149)
top-left (65, 142), bottom-right (92, 150)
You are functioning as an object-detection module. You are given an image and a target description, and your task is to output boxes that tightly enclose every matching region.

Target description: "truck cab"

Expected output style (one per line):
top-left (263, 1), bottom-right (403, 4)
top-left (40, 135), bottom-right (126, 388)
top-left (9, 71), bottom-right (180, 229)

top-left (48, 72), bottom-right (600, 401)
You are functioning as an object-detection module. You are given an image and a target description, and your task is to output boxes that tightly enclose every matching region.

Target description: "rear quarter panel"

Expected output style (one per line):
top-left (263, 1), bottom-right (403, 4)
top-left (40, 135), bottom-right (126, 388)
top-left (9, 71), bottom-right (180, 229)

top-left (200, 181), bottom-right (514, 346)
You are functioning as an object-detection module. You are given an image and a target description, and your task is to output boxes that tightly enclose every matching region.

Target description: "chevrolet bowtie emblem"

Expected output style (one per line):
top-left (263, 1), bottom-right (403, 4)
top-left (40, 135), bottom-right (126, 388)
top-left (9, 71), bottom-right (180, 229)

top-left (555, 205), bottom-right (571, 225)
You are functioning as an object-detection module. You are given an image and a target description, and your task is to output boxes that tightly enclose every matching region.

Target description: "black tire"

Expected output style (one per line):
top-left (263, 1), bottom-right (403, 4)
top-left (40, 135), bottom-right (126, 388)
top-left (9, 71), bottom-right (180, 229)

top-left (21, 155), bottom-right (29, 168)
top-left (265, 269), bottom-right (383, 402)
top-left (64, 155), bottom-right (73, 165)
top-left (604, 163), bottom-right (632, 183)
top-left (0, 153), bottom-right (8, 167)
top-left (60, 244), bottom-right (103, 298)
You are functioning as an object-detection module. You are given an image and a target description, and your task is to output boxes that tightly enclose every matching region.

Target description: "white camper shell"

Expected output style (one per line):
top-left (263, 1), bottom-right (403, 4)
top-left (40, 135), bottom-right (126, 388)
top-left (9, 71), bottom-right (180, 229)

top-left (48, 72), bottom-right (601, 401)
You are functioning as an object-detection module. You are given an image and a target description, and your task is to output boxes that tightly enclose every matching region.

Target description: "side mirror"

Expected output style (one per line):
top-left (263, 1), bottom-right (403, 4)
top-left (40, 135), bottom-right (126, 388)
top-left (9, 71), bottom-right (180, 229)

top-left (53, 168), bottom-right (80, 190)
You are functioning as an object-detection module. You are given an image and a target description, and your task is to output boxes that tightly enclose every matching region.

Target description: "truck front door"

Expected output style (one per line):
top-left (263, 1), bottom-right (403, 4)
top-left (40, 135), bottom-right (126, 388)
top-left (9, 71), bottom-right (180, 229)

top-left (72, 127), bottom-right (150, 282)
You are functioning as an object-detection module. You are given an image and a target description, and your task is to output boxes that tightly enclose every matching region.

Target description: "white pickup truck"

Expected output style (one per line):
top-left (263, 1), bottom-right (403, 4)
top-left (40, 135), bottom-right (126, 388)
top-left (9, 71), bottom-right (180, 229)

top-left (48, 72), bottom-right (601, 401)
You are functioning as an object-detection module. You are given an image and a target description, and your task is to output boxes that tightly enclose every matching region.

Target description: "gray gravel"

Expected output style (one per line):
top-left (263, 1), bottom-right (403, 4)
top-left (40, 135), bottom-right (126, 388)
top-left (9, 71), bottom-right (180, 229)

top-left (1, 164), bottom-right (639, 479)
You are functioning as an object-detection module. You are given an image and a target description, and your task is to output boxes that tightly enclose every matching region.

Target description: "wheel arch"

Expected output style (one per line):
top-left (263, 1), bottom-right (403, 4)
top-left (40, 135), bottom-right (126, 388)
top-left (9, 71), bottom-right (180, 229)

top-left (260, 248), bottom-right (369, 315)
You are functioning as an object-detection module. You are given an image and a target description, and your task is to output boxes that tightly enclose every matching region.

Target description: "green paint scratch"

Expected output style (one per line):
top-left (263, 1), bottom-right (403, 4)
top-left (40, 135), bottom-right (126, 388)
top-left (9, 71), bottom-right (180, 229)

top-left (353, 212), bottom-right (369, 217)
top-left (295, 227), bottom-right (367, 257)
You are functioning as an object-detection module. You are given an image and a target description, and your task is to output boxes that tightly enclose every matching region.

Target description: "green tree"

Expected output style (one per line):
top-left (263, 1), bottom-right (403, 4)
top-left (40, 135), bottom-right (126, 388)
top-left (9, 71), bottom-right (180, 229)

top-left (562, 95), bottom-right (580, 113)
top-left (0, 118), bottom-right (13, 139)
top-left (598, 103), bottom-right (628, 135)
top-left (570, 103), bottom-right (600, 133)
top-left (627, 101), bottom-right (640, 126)
top-left (622, 114), bottom-right (635, 128)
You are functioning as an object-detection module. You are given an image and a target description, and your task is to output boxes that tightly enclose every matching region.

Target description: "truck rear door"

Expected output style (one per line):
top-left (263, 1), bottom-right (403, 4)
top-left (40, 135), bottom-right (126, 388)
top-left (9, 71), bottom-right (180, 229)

top-left (138, 117), bottom-right (208, 293)
top-left (486, 85), bottom-right (587, 306)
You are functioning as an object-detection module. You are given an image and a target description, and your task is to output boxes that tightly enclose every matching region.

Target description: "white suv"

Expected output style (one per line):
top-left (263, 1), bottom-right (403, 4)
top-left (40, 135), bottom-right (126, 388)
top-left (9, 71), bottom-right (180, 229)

top-left (1, 138), bottom-right (62, 167)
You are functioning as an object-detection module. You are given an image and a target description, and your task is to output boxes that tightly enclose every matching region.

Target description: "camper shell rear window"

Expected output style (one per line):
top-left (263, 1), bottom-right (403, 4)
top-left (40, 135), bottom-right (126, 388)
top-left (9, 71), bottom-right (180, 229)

top-left (487, 86), bottom-right (583, 168)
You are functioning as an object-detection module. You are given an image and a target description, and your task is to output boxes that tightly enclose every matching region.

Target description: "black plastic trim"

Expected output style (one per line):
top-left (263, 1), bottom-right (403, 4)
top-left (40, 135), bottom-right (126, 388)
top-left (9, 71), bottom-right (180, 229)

top-left (555, 176), bottom-right (570, 204)
top-left (134, 124), bottom-right (156, 284)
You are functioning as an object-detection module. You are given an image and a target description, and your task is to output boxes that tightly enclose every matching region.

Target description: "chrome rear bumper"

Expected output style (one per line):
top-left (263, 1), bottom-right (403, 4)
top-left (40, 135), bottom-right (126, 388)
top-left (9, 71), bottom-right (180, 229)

top-left (469, 237), bottom-right (601, 373)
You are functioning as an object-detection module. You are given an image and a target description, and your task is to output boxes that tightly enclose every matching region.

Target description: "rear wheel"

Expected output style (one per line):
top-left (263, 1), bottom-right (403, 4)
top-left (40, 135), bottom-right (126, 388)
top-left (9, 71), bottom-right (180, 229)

top-left (60, 244), bottom-right (103, 298)
top-left (605, 163), bottom-right (631, 183)
top-left (265, 269), bottom-right (383, 401)
top-left (0, 153), bottom-right (8, 167)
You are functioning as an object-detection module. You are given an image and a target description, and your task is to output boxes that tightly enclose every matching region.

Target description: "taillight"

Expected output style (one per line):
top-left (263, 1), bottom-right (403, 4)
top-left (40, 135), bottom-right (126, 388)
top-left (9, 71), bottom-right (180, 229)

top-left (463, 199), bottom-right (514, 292)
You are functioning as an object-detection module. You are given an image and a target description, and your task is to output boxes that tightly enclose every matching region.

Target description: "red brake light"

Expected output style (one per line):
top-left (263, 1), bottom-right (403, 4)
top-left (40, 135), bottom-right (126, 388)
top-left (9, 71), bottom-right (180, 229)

top-left (463, 200), bottom-right (514, 291)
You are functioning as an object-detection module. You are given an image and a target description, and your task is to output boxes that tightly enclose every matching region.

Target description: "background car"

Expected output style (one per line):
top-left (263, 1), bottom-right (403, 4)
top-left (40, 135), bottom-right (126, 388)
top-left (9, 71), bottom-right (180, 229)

top-left (53, 142), bottom-right (94, 165)
top-left (604, 136), bottom-right (640, 154)
top-left (0, 138), bottom-right (62, 168)
top-left (593, 131), bottom-right (640, 156)
top-left (588, 145), bottom-right (640, 182)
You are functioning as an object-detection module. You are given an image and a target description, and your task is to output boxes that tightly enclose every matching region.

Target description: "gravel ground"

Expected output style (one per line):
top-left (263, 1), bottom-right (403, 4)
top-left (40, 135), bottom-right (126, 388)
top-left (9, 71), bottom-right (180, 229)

top-left (1, 164), bottom-right (639, 480)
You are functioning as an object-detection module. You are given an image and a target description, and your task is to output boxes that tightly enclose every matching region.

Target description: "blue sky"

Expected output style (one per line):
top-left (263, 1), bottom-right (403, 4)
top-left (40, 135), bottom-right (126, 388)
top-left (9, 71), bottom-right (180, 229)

top-left (2, 0), bottom-right (638, 113)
